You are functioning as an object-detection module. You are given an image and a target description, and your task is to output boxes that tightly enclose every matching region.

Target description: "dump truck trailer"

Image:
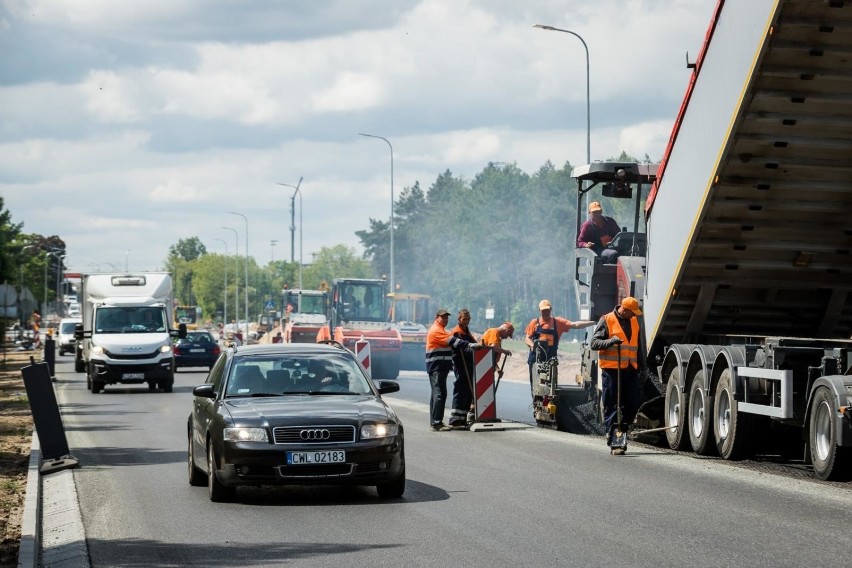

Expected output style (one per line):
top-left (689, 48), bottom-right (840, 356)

top-left (572, 0), bottom-right (852, 480)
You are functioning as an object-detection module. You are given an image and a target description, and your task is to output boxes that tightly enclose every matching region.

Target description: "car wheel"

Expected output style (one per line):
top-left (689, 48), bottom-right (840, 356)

top-left (188, 429), bottom-right (205, 486)
top-left (148, 381), bottom-right (158, 392)
top-left (376, 465), bottom-right (406, 499)
top-left (207, 442), bottom-right (235, 502)
top-left (161, 379), bottom-right (174, 393)
top-left (91, 380), bottom-right (104, 394)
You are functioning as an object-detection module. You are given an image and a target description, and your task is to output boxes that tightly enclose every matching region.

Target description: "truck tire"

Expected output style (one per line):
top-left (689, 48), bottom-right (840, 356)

top-left (713, 368), bottom-right (757, 460)
top-left (664, 370), bottom-right (689, 450)
top-left (809, 387), bottom-right (851, 481)
top-left (688, 371), bottom-right (715, 455)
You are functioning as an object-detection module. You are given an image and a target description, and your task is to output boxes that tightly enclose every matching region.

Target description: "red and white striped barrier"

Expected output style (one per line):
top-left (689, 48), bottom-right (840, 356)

top-left (355, 337), bottom-right (371, 377)
top-left (473, 348), bottom-right (496, 421)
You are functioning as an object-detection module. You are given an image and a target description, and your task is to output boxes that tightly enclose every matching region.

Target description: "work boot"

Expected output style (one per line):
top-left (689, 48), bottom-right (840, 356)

top-left (610, 447), bottom-right (626, 456)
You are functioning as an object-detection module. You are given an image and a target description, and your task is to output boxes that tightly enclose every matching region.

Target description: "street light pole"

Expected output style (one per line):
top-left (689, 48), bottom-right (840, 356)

top-left (228, 212), bottom-right (249, 343)
top-left (533, 24), bottom-right (591, 165)
top-left (56, 255), bottom-right (65, 316)
top-left (214, 238), bottom-right (229, 330)
top-left (358, 133), bottom-right (394, 293)
top-left (270, 240), bottom-right (277, 263)
top-left (277, 178), bottom-right (303, 289)
top-left (222, 226), bottom-right (239, 335)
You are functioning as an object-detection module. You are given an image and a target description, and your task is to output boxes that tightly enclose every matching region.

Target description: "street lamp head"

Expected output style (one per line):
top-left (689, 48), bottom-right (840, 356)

top-left (533, 24), bottom-right (556, 30)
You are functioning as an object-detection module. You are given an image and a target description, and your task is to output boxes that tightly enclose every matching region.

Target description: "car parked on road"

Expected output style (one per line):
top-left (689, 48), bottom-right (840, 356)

top-left (187, 341), bottom-right (405, 502)
top-left (57, 317), bottom-right (81, 356)
top-left (173, 330), bottom-right (221, 371)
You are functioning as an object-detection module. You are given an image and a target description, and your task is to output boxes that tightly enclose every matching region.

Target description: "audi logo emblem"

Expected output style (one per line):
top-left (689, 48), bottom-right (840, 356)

top-left (300, 429), bottom-right (331, 440)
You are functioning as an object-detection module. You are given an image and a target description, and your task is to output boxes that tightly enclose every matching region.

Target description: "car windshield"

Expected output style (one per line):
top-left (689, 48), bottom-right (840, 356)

top-left (60, 322), bottom-right (77, 334)
top-left (225, 352), bottom-right (373, 397)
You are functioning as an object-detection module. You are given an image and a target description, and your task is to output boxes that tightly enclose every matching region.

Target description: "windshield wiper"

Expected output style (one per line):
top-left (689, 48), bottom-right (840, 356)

top-left (248, 392), bottom-right (285, 397)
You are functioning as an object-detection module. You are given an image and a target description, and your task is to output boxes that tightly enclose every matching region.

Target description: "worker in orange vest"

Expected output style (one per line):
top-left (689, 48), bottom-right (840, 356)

top-left (426, 308), bottom-right (481, 432)
top-left (590, 296), bottom-right (643, 455)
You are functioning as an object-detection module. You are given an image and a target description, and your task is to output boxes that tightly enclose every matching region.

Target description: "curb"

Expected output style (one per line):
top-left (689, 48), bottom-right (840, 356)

top-left (17, 433), bottom-right (40, 568)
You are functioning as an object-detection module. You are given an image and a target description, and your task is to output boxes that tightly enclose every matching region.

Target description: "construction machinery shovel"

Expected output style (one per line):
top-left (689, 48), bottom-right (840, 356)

top-left (610, 342), bottom-right (628, 454)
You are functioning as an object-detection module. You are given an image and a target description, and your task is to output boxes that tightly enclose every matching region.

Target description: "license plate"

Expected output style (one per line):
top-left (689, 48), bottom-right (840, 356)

top-left (189, 349), bottom-right (205, 353)
top-left (286, 450), bottom-right (346, 465)
top-left (122, 373), bottom-right (144, 380)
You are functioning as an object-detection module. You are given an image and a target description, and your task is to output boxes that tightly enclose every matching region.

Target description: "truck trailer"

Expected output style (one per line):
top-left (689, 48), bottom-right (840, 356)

top-left (75, 273), bottom-right (185, 393)
top-left (572, 0), bottom-right (852, 480)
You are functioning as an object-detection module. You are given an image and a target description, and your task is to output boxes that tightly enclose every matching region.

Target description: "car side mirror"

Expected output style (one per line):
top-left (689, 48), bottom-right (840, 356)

top-left (192, 384), bottom-right (216, 398)
top-left (376, 380), bottom-right (400, 395)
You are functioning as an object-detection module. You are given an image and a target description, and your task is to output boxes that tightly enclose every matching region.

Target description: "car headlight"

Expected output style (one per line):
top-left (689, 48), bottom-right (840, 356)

top-left (160, 344), bottom-right (172, 353)
top-left (223, 428), bottom-right (269, 442)
top-left (92, 345), bottom-right (104, 355)
top-left (360, 423), bottom-right (398, 439)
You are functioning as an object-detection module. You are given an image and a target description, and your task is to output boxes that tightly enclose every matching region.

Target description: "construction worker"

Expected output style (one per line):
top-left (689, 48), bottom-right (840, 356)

top-left (576, 200), bottom-right (622, 263)
top-left (448, 309), bottom-right (477, 430)
top-left (590, 296), bottom-right (643, 455)
top-left (480, 321), bottom-right (514, 379)
top-left (524, 300), bottom-right (594, 390)
top-left (426, 308), bottom-right (480, 432)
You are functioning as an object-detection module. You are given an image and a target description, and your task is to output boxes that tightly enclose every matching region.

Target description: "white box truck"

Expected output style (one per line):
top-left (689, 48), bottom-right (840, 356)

top-left (74, 273), bottom-right (185, 393)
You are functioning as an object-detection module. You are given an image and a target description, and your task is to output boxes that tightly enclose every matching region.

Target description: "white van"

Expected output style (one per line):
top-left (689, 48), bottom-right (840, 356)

top-left (57, 317), bottom-right (81, 355)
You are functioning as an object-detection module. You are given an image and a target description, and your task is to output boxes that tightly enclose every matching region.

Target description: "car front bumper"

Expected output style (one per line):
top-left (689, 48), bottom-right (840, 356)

top-left (215, 436), bottom-right (404, 487)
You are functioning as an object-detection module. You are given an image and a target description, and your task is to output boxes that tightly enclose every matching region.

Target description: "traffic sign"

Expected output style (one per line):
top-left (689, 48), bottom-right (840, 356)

top-left (264, 300), bottom-right (275, 311)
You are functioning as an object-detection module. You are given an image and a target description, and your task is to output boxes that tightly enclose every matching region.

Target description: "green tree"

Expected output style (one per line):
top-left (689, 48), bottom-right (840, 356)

top-left (0, 197), bottom-right (25, 289)
top-left (168, 237), bottom-right (207, 262)
top-left (301, 245), bottom-right (371, 288)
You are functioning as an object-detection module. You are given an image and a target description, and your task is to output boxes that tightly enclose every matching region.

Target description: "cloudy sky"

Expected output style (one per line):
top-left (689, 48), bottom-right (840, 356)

top-left (1, 0), bottom-right (716, 274)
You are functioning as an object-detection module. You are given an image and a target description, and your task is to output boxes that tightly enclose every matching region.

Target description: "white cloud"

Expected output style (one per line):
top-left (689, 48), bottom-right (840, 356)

top-left (0, 0), bottom-right (718, 273)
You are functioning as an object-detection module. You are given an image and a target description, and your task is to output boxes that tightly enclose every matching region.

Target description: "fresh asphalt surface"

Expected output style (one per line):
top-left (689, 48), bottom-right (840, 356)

top-left (49, 357), bottom-right (852, 567)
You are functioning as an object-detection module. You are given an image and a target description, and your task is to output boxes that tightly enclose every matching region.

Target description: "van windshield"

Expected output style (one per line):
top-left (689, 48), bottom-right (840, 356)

top-left (60, 322), bottom-right (77, 334)
top-left (95, 307), bottom-right (166, 333)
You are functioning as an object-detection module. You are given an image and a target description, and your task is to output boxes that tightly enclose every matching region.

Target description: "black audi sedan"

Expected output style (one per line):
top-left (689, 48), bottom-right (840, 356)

top-left (187, 342), bottom-right (405, 502)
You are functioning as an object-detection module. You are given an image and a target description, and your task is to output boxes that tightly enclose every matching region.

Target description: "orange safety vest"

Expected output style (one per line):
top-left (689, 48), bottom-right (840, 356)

top-left (598, 312), bottom-right (639, 369)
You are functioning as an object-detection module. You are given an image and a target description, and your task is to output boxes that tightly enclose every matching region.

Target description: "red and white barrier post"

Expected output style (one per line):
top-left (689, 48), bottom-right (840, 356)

top-left (355, 336), bottom-right (371, 377)
top-left (473, 348), bottom-right (496, 422)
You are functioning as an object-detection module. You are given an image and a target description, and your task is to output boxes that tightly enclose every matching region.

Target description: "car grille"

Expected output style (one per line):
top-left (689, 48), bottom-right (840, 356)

top-left (278, 464), bottom-right (353, 478)
top-left (272, 425), bottom-right (356, 445)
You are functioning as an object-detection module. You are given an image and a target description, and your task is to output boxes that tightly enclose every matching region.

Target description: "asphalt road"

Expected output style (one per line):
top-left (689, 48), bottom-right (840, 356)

top-left (51, 357), bottom-right (852, 567)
